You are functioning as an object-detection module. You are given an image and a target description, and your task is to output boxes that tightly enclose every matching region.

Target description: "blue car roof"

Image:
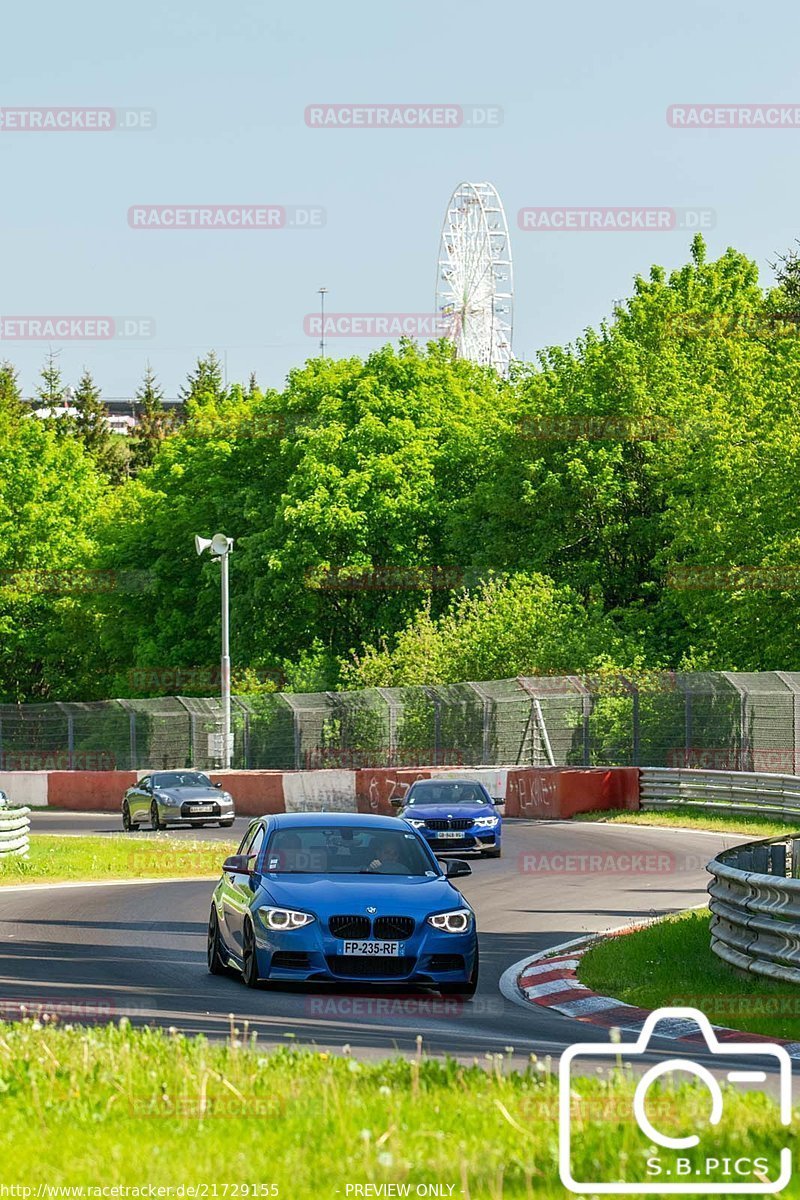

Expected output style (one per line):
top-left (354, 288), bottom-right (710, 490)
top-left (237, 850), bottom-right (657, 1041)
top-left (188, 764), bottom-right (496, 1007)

top-left (264, 811), bottom-right (404, 830)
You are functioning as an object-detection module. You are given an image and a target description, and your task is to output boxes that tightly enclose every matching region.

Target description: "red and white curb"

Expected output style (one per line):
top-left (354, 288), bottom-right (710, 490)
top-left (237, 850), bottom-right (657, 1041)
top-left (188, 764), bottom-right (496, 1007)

top-left (499, 928), bottom-right (800, 1060)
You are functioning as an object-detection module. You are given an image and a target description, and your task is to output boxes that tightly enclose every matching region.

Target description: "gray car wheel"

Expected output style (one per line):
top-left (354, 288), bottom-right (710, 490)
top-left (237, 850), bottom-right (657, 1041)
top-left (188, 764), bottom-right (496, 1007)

top-left (150, 801), bottom-right (165, 831)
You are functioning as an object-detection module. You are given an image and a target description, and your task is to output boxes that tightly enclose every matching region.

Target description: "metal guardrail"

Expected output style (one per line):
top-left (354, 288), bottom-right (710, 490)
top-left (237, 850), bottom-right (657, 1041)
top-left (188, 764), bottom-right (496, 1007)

top-left (640, 766), bottom-right (800, 821)
top-left (707, 836), bottom-right (800, 985)
top-left (0, 803), bottom-right (31, 858)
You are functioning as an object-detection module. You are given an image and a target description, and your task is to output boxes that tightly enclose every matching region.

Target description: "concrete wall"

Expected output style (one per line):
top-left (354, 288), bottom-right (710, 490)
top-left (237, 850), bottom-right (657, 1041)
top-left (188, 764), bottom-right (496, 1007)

top-left (23, 765), bottom-right (640, 819)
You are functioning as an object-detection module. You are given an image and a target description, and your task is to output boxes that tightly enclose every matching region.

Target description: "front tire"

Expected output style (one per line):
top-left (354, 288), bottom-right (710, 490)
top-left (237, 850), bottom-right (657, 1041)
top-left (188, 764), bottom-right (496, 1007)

top-left (439, 945), bottom-right (479, 997)
top-left (241, 919), bottom-right (261, 988)
top-left (150, 801), bottom-right (165, 832)
top-left (483, 846), bottom-right (502, 859)
top-left (207, 909), bottom-right (227, 975)
top-left (219, 819), bottom-right (235, 828)
top-left (122, 801), bottom-right (134, 832)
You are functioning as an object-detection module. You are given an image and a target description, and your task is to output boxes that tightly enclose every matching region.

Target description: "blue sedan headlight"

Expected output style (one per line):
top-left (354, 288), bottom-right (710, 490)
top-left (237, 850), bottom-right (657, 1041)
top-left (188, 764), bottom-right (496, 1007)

top-left (257, 907), bottom-right (315, 930)
top-left (473, 815), bottom-right (498, 828)
top-left (427, 909), bottom-right (472, 934)
top-left (406, 818), bottom-right (426, 828)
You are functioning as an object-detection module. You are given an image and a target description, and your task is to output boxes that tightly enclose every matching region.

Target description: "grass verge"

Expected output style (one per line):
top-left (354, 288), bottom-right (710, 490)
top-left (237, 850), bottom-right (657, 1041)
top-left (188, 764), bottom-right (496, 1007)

top-left (0, 834), bottom-right (236, 885)
top-left (579, 908), bottom-right (800, 1041)
top-left (0, 1019), bottom-right (792, 1195)
top-left (574, 804), bottom-right (800, 839)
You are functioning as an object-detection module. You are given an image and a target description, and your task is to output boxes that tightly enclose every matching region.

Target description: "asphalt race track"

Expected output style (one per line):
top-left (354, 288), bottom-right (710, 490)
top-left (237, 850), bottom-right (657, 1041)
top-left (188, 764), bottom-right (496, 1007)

top-left (0, 815), bottom-right (751, 1067)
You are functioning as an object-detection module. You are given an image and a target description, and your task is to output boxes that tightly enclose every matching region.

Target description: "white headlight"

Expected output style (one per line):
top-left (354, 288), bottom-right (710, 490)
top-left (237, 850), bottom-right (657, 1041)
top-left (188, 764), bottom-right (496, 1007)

top-left (407, 818), bottom-right (426, 828)
top-left (427, 909), bottom-right (472, 934)
top-left (259, 907), bottom-right (315, 930)
top-left (474, 816), bottom-right (498, 828)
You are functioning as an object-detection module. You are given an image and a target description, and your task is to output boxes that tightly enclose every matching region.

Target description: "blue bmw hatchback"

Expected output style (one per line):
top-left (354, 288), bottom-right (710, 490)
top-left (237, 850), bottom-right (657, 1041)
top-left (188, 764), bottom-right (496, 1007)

top-left (394, 778), bottom-right (502, 858)
top-left (208, 811), bottom-right (479, 995)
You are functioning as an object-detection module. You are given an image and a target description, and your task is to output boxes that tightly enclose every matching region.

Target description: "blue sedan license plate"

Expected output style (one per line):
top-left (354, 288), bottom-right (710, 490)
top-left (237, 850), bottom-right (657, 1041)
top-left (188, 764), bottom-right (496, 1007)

top-left (340, 940), bottom-right (401, 956)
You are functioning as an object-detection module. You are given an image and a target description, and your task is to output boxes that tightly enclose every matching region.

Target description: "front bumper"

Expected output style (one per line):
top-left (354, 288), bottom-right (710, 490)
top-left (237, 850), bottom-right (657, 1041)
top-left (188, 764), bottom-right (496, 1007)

top-left (413, 826), bottom-right (501, 853)
top-left (161, 798), bottom-right (235, 823)
top-left (252, 916), bottom-right (477, 985)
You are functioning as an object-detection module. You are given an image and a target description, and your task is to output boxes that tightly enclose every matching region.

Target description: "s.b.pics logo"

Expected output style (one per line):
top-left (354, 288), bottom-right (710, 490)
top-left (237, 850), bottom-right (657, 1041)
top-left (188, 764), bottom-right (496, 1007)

top-left (559, 1007), bottom-right (792, 1194)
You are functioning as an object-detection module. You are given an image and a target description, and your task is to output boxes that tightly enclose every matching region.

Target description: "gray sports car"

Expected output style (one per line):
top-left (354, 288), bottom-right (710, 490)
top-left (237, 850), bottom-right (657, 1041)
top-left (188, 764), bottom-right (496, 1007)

top-left (122, 770), bottom-right (236, 831)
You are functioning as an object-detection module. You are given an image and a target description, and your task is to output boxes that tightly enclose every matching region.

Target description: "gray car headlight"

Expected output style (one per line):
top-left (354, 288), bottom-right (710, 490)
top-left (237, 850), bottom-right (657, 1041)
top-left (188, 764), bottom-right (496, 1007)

top-left (258, 907), bottom-right (315, 931)
top-left (427, 909), bottom-right (472, 934)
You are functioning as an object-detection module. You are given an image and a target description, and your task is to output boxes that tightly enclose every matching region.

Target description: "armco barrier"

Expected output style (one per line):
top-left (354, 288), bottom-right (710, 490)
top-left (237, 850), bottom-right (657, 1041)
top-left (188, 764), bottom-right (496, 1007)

top-left (707, 836), bottom-right (800, 984)
top-left (641, 766), bottom-right (800, 820)
top-left (0, 805), bottom-right (31, 858)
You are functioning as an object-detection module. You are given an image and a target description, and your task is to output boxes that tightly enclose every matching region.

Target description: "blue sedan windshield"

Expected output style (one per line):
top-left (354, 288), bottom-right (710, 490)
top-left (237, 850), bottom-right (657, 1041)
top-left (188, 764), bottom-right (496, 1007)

top-left (405, 782), bottom-right (490, 805)
top-left (265, 826), bottom-right (435, 876)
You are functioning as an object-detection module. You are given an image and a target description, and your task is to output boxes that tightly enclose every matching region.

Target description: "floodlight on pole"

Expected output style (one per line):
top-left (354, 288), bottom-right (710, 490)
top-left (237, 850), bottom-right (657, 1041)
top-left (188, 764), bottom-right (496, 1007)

top-left (195, 532), bottom-right (234, 769)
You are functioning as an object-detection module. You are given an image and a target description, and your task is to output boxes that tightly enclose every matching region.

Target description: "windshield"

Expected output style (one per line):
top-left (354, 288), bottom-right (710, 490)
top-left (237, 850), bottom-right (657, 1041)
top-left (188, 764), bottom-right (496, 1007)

top-left (153, 771), bottom-right (212, 789)
top-left (404, 782), bottom-right (490, 806)
top-left (264, 826), bottom-right (437, 876)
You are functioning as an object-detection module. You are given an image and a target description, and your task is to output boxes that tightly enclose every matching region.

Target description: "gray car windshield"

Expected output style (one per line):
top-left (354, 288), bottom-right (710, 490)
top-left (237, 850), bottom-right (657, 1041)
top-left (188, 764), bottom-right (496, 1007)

top-left (153, 772), bottom-right (211, 789)
top-left (265, 826), bottom-right (435, 876)
top-left (405, 782), bottom-right (489, 805)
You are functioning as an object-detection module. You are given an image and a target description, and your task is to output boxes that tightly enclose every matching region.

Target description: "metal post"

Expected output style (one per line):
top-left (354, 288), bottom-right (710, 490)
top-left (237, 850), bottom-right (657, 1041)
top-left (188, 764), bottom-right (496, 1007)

top-left (685, 689), bottom-right (694, 767)
top-left (220, 550), bottom-right (231, 771)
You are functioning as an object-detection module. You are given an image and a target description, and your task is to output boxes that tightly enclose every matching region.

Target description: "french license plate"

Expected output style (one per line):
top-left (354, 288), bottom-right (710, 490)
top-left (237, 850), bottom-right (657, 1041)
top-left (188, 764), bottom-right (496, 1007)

top-left (188, 805), bottom-right (212, 813)
top-left (340, 940), bottom-right (401, 956)
top-left (435, 831), bottom-right (462, 840)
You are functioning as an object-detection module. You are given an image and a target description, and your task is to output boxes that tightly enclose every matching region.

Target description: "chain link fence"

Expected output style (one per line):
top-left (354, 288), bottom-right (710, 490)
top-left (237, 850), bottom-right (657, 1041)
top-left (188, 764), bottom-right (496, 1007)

top-left (1, 670), bottom-right (800, 773)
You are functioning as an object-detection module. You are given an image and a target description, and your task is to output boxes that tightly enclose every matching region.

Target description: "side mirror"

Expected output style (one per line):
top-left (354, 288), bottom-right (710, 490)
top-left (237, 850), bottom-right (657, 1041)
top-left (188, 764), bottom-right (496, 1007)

top-left (222, 854), bottom-right (254, 875)
top-left (440, 858), bottom-right (472, 879)
top-left (390, 798), bottom-right (403, 808)
top-left (214, 782), bottom-right (223, 789)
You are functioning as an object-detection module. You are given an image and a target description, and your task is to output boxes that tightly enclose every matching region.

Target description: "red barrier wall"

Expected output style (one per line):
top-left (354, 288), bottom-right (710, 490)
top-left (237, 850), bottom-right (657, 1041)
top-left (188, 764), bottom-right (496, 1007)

top-left (48, 771), bottom-right (137, 812)
top-left (209, 771), bottom-right (286, 817)
top-left (504, 767), bottom-right (639, 819)
top-left (355, 769), bottom-right (432, 815)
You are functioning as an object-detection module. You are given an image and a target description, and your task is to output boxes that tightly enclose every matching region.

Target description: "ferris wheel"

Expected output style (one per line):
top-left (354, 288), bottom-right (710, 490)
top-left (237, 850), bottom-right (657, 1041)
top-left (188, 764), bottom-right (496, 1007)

top-left (435, 181), bottom-right (514, 374)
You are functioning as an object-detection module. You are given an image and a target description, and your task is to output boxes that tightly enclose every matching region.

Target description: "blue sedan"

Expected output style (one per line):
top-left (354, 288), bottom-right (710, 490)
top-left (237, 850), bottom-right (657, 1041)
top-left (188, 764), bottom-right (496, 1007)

top-left (393, 778), bottom-right (502, 858)
top-left (207, 812), bottom-right (479, 995)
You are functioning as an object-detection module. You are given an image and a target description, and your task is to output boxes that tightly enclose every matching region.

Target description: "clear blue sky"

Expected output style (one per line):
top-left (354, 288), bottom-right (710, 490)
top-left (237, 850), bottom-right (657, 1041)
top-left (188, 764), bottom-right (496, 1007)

top-left (3, 0), bottom-right (799, 399)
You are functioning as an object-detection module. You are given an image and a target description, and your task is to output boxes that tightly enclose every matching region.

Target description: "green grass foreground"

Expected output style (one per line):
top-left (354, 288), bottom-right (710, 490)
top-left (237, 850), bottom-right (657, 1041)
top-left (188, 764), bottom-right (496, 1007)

top-left (574, 805), bottom-right (800, 839)
top-left (0, 1020), bottom-right (794, 1197)
top-left (0, 834), bottom-right (236, 885)
top-left (580, 908), bottom-right (800, 1041)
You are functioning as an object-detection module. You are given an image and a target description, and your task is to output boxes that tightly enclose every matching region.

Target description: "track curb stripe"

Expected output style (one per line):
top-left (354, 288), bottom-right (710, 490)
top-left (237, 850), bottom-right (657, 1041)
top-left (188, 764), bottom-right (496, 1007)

top-left (507, 926), bottom-right (800, 1060)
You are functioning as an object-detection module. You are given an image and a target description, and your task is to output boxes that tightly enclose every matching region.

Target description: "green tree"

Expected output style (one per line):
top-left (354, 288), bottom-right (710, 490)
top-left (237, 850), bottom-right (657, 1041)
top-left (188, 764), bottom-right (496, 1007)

top-left (36, 352), bottom-right (73, 435)
top-left (129, 365), bottom-right (171, 473)
top-left (73, 368), bottom-right (127, 482)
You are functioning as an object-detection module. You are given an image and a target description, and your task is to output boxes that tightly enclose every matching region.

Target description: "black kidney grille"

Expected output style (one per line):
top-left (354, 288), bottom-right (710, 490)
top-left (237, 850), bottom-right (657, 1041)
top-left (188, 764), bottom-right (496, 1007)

top-left (374, 915), bottom-right (415, 940)
top-left (424, 818), bottom-right (473, 831)
top-left (329, 915), bottom-right (370, 939)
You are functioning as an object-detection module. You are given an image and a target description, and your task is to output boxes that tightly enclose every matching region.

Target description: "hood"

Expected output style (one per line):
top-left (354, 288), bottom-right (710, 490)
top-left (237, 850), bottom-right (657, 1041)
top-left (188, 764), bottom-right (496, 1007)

top-left (401, 803), bottom-right (495, 820)
top-left (255, 873), bottom-right (461, 916)
top-left (158, 785), bottom-right (221, 800)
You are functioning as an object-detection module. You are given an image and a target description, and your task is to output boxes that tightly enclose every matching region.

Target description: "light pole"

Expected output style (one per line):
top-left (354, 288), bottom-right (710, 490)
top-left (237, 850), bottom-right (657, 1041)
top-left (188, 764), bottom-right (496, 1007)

top-left (318, 287), bottom-right (328, 358)
top-left (195, 532), bottom-right (234, 769)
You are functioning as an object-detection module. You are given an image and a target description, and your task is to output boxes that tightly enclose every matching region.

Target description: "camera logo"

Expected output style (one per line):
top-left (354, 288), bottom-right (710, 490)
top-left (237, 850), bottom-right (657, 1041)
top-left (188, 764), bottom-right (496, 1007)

top-left (559, 1007), bottom-right (792, 1194)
